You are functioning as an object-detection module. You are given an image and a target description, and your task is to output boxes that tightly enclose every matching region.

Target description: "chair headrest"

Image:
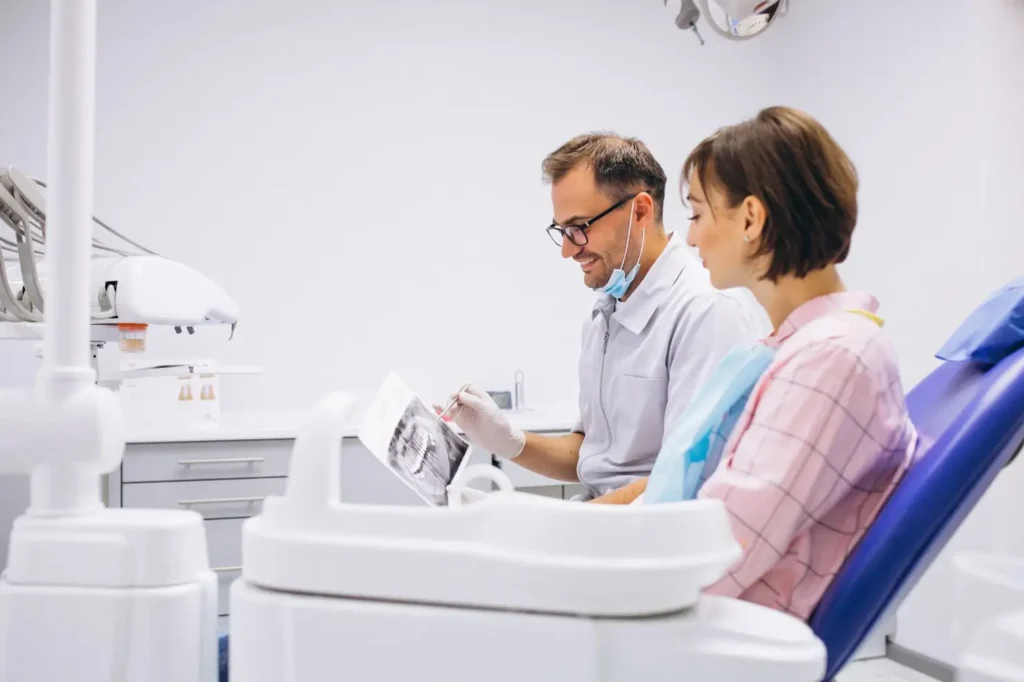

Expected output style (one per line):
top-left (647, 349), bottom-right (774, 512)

top-left (937, 278), bottom-right (1024, 366)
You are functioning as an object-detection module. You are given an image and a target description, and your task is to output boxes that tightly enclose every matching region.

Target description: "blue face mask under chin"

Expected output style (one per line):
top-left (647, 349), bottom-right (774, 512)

top-left (599, 200), bottom-right (645, 300)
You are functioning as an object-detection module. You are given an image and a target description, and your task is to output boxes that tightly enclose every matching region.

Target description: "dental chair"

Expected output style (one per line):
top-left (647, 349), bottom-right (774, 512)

top-left (808, 284), bottom-right (1024, 680)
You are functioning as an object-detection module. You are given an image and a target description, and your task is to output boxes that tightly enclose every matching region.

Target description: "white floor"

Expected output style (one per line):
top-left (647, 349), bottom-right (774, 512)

top-left (839, 659), bottom-right (940, 681)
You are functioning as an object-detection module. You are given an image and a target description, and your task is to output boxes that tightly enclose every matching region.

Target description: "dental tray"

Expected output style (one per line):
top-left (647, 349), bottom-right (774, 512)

top-left (240, 393), bottom-right (742, 618)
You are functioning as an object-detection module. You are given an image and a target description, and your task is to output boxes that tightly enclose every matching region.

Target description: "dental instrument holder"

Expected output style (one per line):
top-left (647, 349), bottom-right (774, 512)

top-left (229, 391), bottom-right (827, 681)
top-left (0, 2), bottom-right (217, 681)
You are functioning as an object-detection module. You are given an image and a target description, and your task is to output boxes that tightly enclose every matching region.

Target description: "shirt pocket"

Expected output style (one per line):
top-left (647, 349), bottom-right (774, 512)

top-left (609, 372), bottom-right (668, 467)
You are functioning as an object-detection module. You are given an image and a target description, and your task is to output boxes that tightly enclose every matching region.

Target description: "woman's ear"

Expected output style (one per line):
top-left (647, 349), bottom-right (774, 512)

top-left (742, 195), bottom-right (767, 242)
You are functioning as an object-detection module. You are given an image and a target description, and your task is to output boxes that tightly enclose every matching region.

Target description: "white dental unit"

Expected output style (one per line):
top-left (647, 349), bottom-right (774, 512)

top-left (0, 162), bottom-right (238, 349)
top-left (230, 397), bottom-right (826, 682)
top-left (2, 1), bottom-right (996, 681)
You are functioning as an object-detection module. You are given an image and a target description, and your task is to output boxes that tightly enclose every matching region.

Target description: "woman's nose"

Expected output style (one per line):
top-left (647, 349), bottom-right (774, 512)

top-left (685, 226), bottom-right (698, 248)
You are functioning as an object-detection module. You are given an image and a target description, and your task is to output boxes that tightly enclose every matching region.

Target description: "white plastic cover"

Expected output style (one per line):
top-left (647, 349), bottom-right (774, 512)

top-left (241, 392), bottom-right (742, 617)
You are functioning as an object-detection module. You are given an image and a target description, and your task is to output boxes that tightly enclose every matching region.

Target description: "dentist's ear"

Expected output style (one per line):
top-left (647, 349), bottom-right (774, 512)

top-left (633, 191), bottom-right (656, 227)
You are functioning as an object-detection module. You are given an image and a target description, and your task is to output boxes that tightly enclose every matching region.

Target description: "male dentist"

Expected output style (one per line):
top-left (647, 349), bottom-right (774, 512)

top-left (448, 133), bottom-right (763, 500)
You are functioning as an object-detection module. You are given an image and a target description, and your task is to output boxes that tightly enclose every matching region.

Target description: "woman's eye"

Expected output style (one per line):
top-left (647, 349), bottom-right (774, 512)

top-left (688, 214), bottom-right (700, 222)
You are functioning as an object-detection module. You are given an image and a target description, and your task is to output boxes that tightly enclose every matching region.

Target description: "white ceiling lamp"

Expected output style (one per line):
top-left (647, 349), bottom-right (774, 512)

top-left (665, 0), bottom-right (789, 44)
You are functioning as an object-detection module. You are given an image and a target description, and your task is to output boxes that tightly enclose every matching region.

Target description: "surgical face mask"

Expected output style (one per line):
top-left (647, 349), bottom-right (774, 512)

top-left (599, 199), bottom-right (645, 300)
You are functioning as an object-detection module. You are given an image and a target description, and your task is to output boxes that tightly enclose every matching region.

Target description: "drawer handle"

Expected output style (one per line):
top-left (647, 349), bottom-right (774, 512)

top-left (177, 457), bottom-right (266, 466)
top-left (177, 496), bottom-right (266, 507)
top-left (213, 566), bottom-right (242, 574)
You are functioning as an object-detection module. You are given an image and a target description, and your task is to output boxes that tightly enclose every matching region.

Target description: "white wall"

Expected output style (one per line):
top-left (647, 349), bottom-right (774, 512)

top-left (1, 0), bottom-right (781, 419)
top-left (760, 0), bottom-right (1006, 388)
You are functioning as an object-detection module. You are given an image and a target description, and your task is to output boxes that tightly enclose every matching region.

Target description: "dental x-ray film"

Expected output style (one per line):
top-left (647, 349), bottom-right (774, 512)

top-left (359, 371), bottom-right (471, 506)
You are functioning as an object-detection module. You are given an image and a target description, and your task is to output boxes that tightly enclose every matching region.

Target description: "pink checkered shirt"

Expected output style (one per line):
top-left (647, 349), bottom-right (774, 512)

top-left (697, 291), bottom-right (919, 620)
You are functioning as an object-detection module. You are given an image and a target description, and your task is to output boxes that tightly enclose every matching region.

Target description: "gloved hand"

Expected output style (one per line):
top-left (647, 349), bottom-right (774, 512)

top-left (447, 385), bottom-right (526, 459)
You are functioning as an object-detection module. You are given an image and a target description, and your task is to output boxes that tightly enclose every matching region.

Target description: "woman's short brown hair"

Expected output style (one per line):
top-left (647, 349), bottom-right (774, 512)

top-left (682, 106), bottom-right (859, 282)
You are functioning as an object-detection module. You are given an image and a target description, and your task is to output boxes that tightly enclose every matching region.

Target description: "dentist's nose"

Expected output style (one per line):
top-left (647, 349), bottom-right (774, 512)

top-left (562, 239), bottom-right (582, 260)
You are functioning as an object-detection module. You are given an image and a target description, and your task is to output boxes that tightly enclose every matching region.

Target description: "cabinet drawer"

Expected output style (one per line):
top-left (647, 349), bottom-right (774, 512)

top-left (122, 478), bottom-right (287, 520)
top-left (122, 440), bottom-right (294, 483)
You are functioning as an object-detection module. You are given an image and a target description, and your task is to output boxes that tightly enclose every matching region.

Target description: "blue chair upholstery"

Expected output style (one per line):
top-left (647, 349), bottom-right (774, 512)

top-left (808, 344), bottom-right (1024, 679)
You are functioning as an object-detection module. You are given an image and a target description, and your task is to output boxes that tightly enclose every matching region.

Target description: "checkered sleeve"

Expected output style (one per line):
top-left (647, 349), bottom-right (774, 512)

top-left (697, 338), bottom-right (886, 601)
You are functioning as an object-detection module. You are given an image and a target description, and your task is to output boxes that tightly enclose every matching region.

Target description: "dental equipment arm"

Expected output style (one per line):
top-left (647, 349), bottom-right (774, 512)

top-left (0, 165), bottom-right (239, 349)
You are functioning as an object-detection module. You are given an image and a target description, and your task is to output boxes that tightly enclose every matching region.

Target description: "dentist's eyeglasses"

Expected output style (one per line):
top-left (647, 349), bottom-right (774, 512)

top-left (545, 193), bottom-right (640, 247)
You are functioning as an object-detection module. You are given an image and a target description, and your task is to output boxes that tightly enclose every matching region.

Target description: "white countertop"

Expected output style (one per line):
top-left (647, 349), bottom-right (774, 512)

top-left (125, 407), bottom-right (578, 444)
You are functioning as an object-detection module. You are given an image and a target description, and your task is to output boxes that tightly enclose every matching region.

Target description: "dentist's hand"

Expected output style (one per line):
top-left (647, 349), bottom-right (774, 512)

top-left (447, 385), bottom-right (526, 459)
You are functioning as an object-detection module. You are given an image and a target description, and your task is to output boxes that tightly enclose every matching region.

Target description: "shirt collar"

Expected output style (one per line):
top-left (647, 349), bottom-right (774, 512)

top-left (592, 232), bottom-right (695, 335)
top-left (766, 291), bottom-right (880, 347)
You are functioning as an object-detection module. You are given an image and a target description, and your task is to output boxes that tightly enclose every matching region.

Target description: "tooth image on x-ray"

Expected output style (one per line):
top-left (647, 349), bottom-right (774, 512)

top-left (359, 371), bottom-right (472, 506)
top-left (386, 398), bottom-right (470, 506)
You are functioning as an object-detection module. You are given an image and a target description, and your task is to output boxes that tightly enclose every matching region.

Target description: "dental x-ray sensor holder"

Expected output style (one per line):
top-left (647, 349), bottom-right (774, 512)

top-left (230, 391), bottom-right (827, 681)
top-left (0, 2), bottom-right (217, 681)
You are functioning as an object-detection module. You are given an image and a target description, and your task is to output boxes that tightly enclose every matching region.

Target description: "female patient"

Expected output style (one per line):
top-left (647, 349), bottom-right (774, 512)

top-left (592, 106), bottom-right (918, 620)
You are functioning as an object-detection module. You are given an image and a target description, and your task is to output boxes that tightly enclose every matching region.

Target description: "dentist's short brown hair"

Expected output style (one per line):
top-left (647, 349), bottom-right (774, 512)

top-left (543, 133), bottom-right (668, 223)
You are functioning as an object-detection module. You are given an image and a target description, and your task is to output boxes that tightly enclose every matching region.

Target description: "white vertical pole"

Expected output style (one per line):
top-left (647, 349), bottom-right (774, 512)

top-left (43, 0), bottom-right (95, 371)
top-left (30, 0), bottom-right (101, 515)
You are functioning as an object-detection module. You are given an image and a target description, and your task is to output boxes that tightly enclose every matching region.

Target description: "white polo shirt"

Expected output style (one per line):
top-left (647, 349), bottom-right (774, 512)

top-left (572, 233), bottom-right (765, 499)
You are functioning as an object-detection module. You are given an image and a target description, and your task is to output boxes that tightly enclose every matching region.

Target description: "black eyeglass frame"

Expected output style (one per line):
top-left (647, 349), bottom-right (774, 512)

top-left (545, 192), bottom-right (644, 247)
